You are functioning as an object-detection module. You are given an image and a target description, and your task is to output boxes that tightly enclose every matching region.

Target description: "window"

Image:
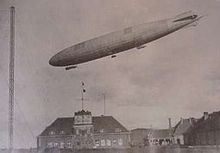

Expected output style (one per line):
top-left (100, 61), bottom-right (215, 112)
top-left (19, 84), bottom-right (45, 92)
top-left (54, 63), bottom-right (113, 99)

top-left (101, 139), bottom-right (105, 146)
top-left (47, 142), bottom-right (53, 148)
top-left (112, 139), bottom-right (117, 145)
top-left (106, 139), bottom-right (111, 146)
top-left (54, 142), bottom-right (59, 148)
top-left (76, 129), bottom-right (79, 135)
top-left (60, 142), bottom-right (65, 148)
top-left (76, 141), bottom-right (80, 146)
top-left (81, 130), bottom-right (87, 136)
top-left (87, 129), bottom-right (90, 134)
top-left (60, 130), bottom-right (65, 135)
top-left (49, 131), bottom-right (55, 135)
top-left (118, 138), bottom-right (123, 146)
top-left (67, 142), bottom-right (72, 148)
top-left (124, 27), bottom-right (132, 34)
top-left (95, 140), bottom-right (100, 147)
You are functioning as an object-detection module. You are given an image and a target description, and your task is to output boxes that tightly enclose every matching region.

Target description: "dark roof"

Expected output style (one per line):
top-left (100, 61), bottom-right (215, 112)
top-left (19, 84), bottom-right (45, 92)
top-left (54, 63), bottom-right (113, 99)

top-left (93, 116), bottom-right (128, 133)
top-left (130, 128), bottom-right (152, 141)
top-left (131, 128), bottom-right (151, 137)
top-left (173, 118), bottom-right (197, 136)
top-left (184, 111), bottom-right (220, 134)
top-left (39, 116), bottom-right (128, 136)
top-left (148, 129), bottom-right (171, 139)
top-left (40, 117), bottom-right (74, 136)
top-left (131, 128), bottom-right (173, 139)
top-left (131, 128), bottom-right (149, 132)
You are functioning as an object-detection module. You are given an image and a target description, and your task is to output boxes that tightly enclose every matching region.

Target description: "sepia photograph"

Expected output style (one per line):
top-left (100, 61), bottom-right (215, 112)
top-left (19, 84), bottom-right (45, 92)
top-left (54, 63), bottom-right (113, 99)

top-left (0, 0), bottom-right (220, 153)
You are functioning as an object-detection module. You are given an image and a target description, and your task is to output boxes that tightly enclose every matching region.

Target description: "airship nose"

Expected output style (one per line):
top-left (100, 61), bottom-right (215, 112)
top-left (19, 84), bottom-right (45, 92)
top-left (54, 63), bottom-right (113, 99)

top-left (49, 51), bottom-right (72, 66)
top-left (49, 54), bottom-right (60, 66)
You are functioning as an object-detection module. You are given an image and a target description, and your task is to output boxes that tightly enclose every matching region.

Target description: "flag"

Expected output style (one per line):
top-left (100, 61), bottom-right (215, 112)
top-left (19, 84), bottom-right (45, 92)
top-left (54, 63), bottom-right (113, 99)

top-left (82, 81), bottom-right (86, 92)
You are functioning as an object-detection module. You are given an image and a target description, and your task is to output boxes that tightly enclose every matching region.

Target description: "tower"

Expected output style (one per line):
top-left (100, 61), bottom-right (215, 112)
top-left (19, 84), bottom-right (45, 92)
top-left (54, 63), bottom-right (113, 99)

top-left (9, 6), bottom-right (15, 153)
top-left (73, 110), bottom-right (94, 149)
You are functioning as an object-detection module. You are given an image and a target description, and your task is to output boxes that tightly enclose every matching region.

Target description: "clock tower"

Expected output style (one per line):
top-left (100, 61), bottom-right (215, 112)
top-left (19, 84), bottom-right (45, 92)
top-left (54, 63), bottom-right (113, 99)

top-left (73, 110), bottom-right (94, 149)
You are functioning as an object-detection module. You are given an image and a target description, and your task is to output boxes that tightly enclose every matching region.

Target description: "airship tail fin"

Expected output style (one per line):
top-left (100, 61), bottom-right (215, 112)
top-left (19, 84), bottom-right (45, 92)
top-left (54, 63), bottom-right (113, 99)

top-left (174, 11), bottom-right (194, 19)
top-left (182, 21), bottom-right (198, 29)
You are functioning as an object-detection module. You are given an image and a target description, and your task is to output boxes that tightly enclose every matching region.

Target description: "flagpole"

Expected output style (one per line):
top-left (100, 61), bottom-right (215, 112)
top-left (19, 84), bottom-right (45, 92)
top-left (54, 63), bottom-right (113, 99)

top-left (81, 82), bottom-right (85, 110)
top-left (81, 89), bottom-right (84, 110)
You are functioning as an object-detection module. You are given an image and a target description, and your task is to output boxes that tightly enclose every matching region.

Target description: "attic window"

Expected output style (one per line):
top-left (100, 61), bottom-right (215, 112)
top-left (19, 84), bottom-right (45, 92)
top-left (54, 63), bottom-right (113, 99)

top-left (60, 130), bottom-right (65, 135)
top-left (49, 131), bottom-right (55, 135)
top-left (124, 27), bottom-right (132, 34)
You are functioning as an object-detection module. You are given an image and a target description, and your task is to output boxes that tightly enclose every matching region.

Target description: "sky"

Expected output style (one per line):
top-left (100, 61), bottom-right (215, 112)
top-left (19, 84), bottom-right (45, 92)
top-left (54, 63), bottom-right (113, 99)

top-left (0, 0), bottom-right (220, 149)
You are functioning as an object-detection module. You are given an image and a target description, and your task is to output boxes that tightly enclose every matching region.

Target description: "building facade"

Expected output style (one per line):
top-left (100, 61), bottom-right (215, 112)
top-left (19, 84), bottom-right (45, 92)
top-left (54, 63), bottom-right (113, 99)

top-left (130, 128), bottom-right (173, 146)
top-left (130, 128), bottom-right (151, 147)
top-left (148, 129), bottom-right (173, 145)
top-left (37, 110), bottom-right (130, 150)
top-left (184, 111), bottom-right (220, 146)
top-left (173, 118), bottom-right (197, 145)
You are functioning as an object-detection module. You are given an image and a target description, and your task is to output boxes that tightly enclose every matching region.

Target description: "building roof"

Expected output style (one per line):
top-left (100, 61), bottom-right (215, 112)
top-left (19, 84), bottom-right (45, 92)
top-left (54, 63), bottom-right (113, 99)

top-left (184, 111), bottom-right (220, 134)
top-left (130, 128), bottom-right (151, 137)
top-left (149, 129), bottom-right (171, 139)
top-left (173, 118), bottom-right (197, 136)
top-left (39, 116), bottom-right (128, 136)
top-left (93, 116), bottom-right (128, 134)
top-left (130, 128), bottom-right (173, 140)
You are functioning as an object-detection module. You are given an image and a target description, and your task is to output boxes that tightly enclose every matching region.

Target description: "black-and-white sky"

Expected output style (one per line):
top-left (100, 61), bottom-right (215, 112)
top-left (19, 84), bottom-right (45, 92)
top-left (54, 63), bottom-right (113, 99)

top-left (1, 0), bottom-right (220, 148)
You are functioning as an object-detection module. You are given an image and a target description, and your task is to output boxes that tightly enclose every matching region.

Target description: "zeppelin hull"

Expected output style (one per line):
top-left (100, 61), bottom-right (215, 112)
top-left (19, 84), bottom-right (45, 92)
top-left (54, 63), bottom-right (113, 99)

top-left (49, 11), bottom-right (202, 67)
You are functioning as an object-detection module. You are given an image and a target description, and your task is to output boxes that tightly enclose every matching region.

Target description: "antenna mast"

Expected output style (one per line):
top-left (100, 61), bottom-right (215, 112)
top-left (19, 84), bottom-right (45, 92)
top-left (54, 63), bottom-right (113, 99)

top-left (103, 93), bottom-right (106, 115)
top-left (81, 82), bottom-right (86, 110)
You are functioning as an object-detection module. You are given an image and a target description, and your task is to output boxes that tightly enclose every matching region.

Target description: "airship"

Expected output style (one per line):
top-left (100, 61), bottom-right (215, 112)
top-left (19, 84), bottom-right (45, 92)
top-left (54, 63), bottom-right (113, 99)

top-left (49, 11), bottom-right (203, 70)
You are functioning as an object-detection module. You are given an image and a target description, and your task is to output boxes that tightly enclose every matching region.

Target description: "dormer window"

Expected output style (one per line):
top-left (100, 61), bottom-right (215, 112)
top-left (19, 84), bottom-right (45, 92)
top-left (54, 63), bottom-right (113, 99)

top-left (49, 131), bottom-right (55, 135)
top-left (60, 130), bottom-right (65, 135)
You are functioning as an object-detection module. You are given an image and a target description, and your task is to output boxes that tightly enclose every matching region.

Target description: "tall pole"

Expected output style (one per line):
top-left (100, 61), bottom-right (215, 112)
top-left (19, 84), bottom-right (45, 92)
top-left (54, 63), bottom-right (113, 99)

top-left (103, 93), bottom-right (106, 115)
top-left (9, 6), bottom-right (15, 153)
top-left (81, 90), bottom-right (84, 110)
top-left (81, 82), bottom-right (85, 110)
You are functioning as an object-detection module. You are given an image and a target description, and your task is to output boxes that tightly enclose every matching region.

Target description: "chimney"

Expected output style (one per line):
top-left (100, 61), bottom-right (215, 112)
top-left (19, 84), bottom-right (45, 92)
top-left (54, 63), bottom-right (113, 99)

top-left (168, 118), bottom-right (173, 137)
top-left (189, 118), bottom-right (193, 125)
top-left (204, 112), bottom-right (209, 120)
top-left (180, 117), bottom-right (184, 124)
top-left (168, 118), bottom-right (172, 129)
